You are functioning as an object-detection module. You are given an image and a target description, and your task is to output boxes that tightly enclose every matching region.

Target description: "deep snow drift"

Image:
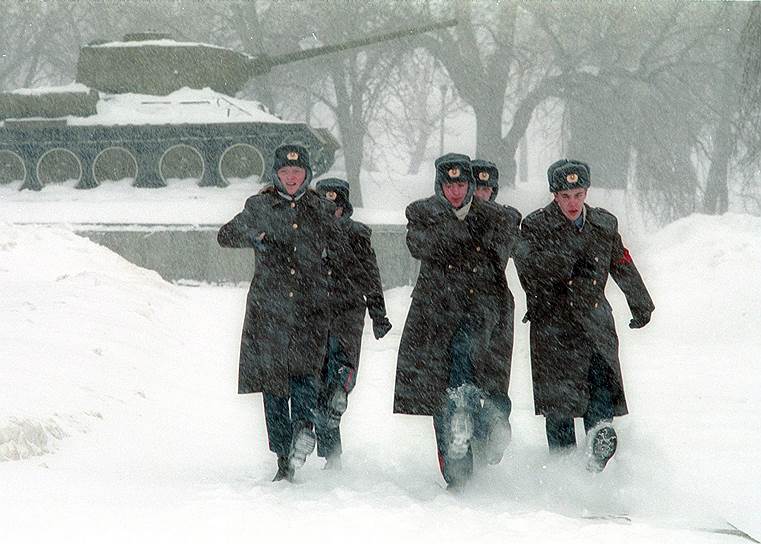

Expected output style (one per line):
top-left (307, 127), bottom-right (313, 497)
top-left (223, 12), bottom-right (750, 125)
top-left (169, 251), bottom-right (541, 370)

top-left (1, 214), bottom-right (759, 543)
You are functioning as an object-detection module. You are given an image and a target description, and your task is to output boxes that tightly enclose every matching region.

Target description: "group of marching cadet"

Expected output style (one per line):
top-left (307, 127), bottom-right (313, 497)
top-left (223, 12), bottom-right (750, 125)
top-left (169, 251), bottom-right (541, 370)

top-left (218, 144), bottom-right (655, 489)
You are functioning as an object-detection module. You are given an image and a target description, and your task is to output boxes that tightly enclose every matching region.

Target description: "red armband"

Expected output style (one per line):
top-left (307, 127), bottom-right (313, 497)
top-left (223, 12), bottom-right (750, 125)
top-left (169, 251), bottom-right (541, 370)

top-left (616, 248), bottom-right (633, 266)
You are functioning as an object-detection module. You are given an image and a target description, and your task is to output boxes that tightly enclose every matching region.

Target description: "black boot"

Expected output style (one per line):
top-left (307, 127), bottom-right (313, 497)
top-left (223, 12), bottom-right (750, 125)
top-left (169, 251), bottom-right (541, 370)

top-left (272, 455), bottom-right (294, 482)
top-left (484, 418), bottom-right (512, 465)
top-left (587, 424), bottom-right (617, 472)
top-left (288, 425), bottom-right (316, 471)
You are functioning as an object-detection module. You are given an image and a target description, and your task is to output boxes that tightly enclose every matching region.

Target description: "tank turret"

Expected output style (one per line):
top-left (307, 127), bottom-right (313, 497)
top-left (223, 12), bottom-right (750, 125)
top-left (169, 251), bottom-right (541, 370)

top-left (0, 20), bottom-right (455, 191)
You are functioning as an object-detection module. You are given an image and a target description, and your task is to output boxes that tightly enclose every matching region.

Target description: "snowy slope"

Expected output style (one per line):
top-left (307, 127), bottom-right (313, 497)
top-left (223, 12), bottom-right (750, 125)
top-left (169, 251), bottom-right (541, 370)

top-left (0, 215), bottom-right (759, 543)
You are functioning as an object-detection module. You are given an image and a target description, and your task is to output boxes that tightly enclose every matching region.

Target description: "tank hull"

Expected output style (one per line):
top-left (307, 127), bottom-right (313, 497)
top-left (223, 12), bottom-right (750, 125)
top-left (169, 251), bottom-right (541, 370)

top-left (0, 121), bottom-right (338, 190)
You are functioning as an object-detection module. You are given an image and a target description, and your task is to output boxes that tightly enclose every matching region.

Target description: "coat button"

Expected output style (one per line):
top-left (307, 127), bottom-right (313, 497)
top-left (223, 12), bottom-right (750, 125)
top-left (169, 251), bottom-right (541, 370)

top-left (328, 270), bottom-right (332, 276)
top-left (290, 268), bottom-right (296, 275)
top-left (472, 267), bottom-right (477, 273)
top-left (595, 257), bottom-right (599, 262)
top-left (568, 280), bottom-right (573, 286)
top-left (290, 202), bottom-right (296, 208)
top-left (570, 301), bottom-right (574, 307)
top-left (469, 288), bottom-right (474, 294)
top-left (594, 302), bottom-right (599, 308)
top-left (289, 292), bottom-right (294, 297)
top-left (292, 223), bottom-right (298, 229)
top-left (593, 279), bottom-right (597, 285)
top-left (448, 264), bottom-right (453, 269)
top-left (476, 246), bottom-right (481, 252)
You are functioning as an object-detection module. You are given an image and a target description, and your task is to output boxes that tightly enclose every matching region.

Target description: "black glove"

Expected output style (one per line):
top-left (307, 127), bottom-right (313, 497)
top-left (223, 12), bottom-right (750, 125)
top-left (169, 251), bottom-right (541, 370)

top-left (372, 316), bottom-right (392, 339)
top-left (629, 309), bottom-right (652, 329)
top-left (247, 230), bottom-right (269, 253)
top-left (571, 256), bottom-right (595, 279)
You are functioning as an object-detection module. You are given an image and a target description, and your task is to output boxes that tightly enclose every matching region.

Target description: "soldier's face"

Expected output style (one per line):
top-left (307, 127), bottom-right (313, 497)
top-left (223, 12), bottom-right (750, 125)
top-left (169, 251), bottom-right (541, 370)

top-left (277, 166), bottom-right (307, 195)
top-left (554, 187), bottom-right (588, 220)
top-left (474, 186), bottom-right (493, 201)
top-left (442, 181), bottom-right (469, 208)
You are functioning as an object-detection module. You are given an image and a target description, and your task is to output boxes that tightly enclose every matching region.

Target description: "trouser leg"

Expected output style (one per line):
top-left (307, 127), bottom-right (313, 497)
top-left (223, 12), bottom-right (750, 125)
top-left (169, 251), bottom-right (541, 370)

top-left (263, 392), bottom-right (292, 457)
top-left (316, 385), bottom-right (343, 458)
top-left (316, 335), bottom-right (351, 458)
top-left (289, 375), bottom-right (318, 433)
top-left (545, 414), bottom-right (576, 451)
top-left (435, 319), bottom-right (478, 486)
top-left (583, 353), bottom-right (615, 433)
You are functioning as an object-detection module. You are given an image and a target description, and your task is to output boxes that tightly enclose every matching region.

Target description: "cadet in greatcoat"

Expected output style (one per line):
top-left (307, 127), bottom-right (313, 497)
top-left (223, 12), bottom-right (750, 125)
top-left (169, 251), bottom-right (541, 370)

top-left (394, 153), bottom-right (514, 490)
top-left (217, 144), bottom-right (358, 482)
top-left (313, 177), bottom-right (392, 470)
top-left (516, 159), bottom-right (655, 471)
top-left (470, 159), bottom-right (522, 464)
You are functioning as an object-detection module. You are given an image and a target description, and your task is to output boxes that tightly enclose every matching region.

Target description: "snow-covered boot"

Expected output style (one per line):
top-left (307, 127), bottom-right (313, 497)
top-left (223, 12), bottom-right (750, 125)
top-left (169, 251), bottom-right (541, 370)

top-left (272, 455), bottom-right (294, 482)
top-left (449, 408), bottom-right (473, 460)
top-left (324, 388), bottom-right (348, 430)
top-left (481, 396), bottom-right (512, 465)
top-left (447, 385), bottom-right (477, 460)
top-left (484, 419), bottom-right (512, 465)
top-left (288, 426), bottom-right (316, 471)
top-left (586, 423), bottom-right (617, 472)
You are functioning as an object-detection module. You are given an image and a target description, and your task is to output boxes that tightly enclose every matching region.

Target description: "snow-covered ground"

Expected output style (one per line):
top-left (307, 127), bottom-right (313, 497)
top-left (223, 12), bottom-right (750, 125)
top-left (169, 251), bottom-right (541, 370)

top-left (1, 211), bottom-right (759, 543)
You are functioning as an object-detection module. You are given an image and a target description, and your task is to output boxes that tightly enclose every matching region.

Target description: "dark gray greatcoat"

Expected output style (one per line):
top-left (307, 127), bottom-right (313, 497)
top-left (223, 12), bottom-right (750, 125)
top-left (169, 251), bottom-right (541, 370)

top-left (218, 187), bottom-right (355, 397)
top-left (328, 210), bottom-right (387, 372)
top-left (516, 201), bottom-right (655, 417)
top-left (488, 204), bottom-right (522, 392)
top-left (393, 196), bottom-right (514, 416)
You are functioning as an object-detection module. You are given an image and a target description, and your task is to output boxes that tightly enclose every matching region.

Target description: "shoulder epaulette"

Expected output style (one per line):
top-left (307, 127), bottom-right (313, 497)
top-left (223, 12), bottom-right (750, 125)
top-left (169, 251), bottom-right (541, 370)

top-left (353, 221), bottom-right (372, 239)
top-left (588, 206), bottom-right (618, 231)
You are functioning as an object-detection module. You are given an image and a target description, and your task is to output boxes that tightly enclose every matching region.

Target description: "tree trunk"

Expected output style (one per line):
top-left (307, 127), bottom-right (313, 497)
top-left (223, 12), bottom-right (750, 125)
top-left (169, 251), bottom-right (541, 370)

top-left (406, 126), bottom-right (433, 175)
top-left (518, 136), bottom-right (528, 184)
top-left (342, 127), bottom-right (364, 207)
top-left (473, 99), bottom-right (511, 185)
top-left (703, 114), bottom-right (732, 214)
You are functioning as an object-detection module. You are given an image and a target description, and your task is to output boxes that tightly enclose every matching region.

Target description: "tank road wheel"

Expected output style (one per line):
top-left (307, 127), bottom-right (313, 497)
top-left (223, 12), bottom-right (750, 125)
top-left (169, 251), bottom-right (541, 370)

top-left (159, 144), bottom-right (205, 185)
top-left (36, 148), bottom-right (82, 187)
top-left (0, 150), bottom-right (26, 189)
top-left (219, 143), bottom-right (264, 186)
top-left (92, 146), bottom-right (138, 185)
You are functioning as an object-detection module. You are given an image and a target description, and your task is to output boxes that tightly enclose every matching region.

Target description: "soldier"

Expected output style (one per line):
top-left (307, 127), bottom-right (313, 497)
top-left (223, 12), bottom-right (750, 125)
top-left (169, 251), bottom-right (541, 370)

top-left (394, 153), bottom-right (514, 490)
top-left (313, 177), bottom-right (392, 470)
top-left (217, 144), bottom-right (357, 483)
top-left (470, 159), bottom-right (522, 465)
top-left (516, 159), bottom-right (655, 472)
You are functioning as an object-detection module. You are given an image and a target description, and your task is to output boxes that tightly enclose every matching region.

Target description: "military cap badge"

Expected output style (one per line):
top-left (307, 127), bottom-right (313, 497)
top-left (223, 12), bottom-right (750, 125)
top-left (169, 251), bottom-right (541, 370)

top-left (447, 166), bottom-right (461, 178)
top-left (287, 151), bottom-right (300, 161)
top-left (325, 190), bottom-right (337, 201)
top-left (566, 173), bottom-right (579, 183)
top-left (478, 171), bottom-right (490, 181)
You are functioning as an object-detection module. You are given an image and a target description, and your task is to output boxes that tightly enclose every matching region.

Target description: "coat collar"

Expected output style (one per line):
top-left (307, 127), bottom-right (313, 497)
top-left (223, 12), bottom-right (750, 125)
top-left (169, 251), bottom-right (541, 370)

top-left (544, 201), bottom-right (602, 230)
top-left (267, 187), bottom-right (321, 210)
top-left (426, 194), bottom-right (489, 221)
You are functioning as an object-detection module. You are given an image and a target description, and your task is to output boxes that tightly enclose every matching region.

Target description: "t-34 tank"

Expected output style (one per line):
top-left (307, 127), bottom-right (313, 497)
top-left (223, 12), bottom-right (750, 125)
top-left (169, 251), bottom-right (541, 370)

top-left (0, 21), bottom-right (454, 191)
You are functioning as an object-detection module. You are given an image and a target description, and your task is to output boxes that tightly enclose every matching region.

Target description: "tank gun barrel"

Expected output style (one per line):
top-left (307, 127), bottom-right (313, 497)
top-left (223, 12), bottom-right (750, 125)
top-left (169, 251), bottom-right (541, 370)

top-left (253, 18), bottom-right (457, 74)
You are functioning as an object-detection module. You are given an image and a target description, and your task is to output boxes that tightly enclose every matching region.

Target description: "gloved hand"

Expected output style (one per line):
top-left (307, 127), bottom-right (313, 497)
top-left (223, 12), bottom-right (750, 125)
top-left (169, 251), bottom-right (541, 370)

top-left (247, 231), bottom-right (269, 253)
top-left (629, 309), bottom-right (652, 329)
top-left (571, 256), bottom-right (595, 279)
top-left (372, 316), bottom-right (392, 339)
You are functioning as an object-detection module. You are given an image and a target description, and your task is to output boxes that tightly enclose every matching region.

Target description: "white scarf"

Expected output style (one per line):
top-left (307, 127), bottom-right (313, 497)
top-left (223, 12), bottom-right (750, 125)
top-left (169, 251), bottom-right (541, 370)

top-left (453, 198), bottom-right (473, 221)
